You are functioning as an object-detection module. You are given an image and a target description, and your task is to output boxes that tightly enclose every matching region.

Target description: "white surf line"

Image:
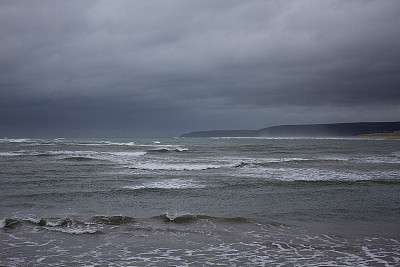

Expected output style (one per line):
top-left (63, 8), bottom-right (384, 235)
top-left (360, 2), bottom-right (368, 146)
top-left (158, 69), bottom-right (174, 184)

top-left (362, 246), bottom-right (392, 267)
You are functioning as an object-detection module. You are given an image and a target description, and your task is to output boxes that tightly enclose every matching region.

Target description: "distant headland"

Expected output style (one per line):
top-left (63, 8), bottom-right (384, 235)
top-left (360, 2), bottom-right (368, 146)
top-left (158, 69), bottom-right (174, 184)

top-left (180, 121), bottom-right (400, 138)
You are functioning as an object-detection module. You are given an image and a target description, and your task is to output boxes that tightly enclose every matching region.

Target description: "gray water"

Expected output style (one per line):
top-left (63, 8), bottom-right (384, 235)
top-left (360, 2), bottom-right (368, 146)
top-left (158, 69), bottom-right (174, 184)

top-left (1, 137), bottom-right (399, 266)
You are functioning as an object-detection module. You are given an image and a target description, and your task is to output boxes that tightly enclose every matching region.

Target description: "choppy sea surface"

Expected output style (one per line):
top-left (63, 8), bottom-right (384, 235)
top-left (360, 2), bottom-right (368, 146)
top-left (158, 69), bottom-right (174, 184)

top-left (1, 137), bottom-right (399, 266)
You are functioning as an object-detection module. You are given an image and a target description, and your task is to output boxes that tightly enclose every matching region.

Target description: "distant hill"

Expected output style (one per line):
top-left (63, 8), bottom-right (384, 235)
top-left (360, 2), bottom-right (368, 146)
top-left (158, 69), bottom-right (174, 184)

top-left (180, 121), bottom-right (400, 138)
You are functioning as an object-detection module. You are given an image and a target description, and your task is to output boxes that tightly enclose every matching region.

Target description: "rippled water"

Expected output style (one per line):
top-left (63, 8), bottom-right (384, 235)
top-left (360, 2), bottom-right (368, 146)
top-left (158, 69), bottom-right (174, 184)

top-left (1, 137), bottom-right (400, 266)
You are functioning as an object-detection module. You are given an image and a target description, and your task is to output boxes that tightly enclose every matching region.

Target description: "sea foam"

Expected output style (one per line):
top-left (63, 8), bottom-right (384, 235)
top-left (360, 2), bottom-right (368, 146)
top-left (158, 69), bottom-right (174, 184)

top-left (130, 162), bottom-right (225, 171)
top-left (123, 179), bottom-right (205, 190)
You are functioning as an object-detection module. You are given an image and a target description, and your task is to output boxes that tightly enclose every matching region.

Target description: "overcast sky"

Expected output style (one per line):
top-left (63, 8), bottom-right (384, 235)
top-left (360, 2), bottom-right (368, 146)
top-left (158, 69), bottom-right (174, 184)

top-left (1, 0), bottom-right (399, 137)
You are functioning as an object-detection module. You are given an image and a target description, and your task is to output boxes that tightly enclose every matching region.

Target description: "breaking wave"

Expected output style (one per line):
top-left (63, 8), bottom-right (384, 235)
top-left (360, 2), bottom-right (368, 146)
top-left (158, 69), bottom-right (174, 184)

top-left (148, 147), bottom-right (189, 153)
top-left (0, 214), bottom-right (261, 234)
top-left (123, 179), bottom-right (206, 190)
top-left (0, 138), bottom-right (43, 144)
top-left (130, 162), bottom-right (227, 171)
top-left (91, 215), bottom-right (135, 225)
top-left (0, 215), bottom-right (137, 235)
top-left (153, 214), bottom-right (253, 224)
top-left (62, 156), bottom-right (95, 161)
top-left (0, 150), bottom-right (147, 163)
top-left (1, 214), bottom-right (398, 267)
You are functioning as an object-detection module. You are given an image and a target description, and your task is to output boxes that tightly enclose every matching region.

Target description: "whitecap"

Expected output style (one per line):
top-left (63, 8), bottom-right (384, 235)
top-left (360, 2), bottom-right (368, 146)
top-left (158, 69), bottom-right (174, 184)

top-left (26, 217), bottom-right (40, 224)
top-left (123, 179), bottom-right (205, 190)
top-left (0, 152), bottom-right (19, 156)
top-left (238, 166), bottom-right (400, 182)
top-left (362, 246), bottom-right (392, 266)
top-left (107, 151), bottom-right (147, 157)
top-left (110, 141), bottom-right (136, 146)
top-left (0, 138), bottom-right (31, 143)
top-left (44, 226), bottom-right (101, 235)
top-left (75, 141), bottom-right (135, 146)
top-left (265, 158), bottom-right (313, 163)
top-left (149, 146), bottom-right (189, 152)
top-left (357, 156), bottom-right (400, 164)
top-left (0, 149), bottom-right (147, 162)
top-left (317, 156), bottom-right (349, 162)
top-left (0, 138), bottom-right (47, 146)
top-left (131, 162), bottom-right (225, 171)
top-left (57, 150), bottom-right (146, 158)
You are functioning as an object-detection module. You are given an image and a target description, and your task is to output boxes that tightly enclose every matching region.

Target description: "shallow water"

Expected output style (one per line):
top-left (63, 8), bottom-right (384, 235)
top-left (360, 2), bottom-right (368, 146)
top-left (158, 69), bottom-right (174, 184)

top-left (1, 137), bottom-right (400, 266)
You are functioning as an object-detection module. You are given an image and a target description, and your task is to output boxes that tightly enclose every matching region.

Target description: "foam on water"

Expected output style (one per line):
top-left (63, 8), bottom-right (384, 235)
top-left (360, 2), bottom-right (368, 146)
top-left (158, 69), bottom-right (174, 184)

top-left (106, 151), bottom-right (147, 157)
top-left (231, 156), bottom-right (353, 170)
top-left (75, 141), bottom-right (136, 146)
top-left (123, 179), bottom-right (205, 190)
top-left (149, 146), bottom-right (189, 152)
top-left (0, 149), bottom-right (147, 163)
top-left (59, 150), bottom-right (147, 164)
top-left (1, 137), bottom-right (400, 266)
top-left (0, 152), bottom-right (18, 156)
top-left (1, 213), bottom-right (399, 266)
top-left (235, 165), bottom-right (400, 182)
top-left (0, 138), bottom-right (40, 143)
top-left (130, 162), bottom-right (229, 171)
top-left (358, 155), bottom-right (400, 164)
top-left (236, 157), bottom-right (316, 165)
top-left (228, 153), bottom-right (400, 182)
top-left (44, 226), bottom-right (102, 235)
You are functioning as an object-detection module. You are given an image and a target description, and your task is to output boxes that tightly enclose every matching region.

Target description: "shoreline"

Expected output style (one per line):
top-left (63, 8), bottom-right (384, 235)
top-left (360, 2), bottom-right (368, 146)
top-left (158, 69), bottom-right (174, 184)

top-left (352, 131), bottom-right (400, 139)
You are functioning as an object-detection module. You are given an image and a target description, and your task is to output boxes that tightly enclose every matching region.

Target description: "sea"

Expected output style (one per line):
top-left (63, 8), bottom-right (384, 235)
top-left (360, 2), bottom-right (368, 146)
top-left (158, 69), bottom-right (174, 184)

top-left (0, 137), bottom-right (399, 266)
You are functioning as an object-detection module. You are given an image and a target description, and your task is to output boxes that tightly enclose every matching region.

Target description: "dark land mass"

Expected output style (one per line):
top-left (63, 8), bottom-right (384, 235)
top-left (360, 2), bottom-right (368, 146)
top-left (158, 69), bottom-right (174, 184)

top-left (180, 121), bottom-right (400, 138)
top-left (356, 131), bottom-right (400, 139)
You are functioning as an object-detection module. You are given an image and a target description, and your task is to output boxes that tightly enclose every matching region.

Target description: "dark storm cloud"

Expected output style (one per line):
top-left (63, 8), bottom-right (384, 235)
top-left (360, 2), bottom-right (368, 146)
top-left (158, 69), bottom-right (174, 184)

top-left (1, 0), bottom-right (399, 137)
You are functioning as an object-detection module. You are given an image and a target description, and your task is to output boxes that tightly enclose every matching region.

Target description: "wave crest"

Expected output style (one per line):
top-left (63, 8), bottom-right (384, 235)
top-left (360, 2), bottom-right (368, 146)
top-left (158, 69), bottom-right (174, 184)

top-left (0, 218), bottom-right (21, 229)
top-left (149, 147), bottom-right (189, 153)
top-left (152, 214), bottom-right (252, 224)
top-left (91, 215), bottom-right (135, 225)
top-left (123, 179), bottom-right (205, 190)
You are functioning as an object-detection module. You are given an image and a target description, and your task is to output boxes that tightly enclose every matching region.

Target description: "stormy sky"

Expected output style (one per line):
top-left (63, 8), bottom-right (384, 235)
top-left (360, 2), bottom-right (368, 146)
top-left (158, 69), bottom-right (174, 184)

top-left (1, 1), bottom-right (399, 137)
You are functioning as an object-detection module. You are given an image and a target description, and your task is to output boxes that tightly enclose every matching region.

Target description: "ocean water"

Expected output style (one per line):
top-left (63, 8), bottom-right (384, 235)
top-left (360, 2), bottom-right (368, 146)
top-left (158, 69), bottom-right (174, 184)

top-left (1, 137), bottom-right (399, 266)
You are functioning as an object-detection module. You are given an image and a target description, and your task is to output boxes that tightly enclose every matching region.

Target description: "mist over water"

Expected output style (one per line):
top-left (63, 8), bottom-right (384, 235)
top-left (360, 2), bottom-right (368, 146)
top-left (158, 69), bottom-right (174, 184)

top-left (1, 137), bottom-right (400, 266)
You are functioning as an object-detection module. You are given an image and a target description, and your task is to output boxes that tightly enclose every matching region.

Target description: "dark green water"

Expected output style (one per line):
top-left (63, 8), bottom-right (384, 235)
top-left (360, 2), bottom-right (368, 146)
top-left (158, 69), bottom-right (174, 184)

top-left (1, 137), bottom-right (399, 266)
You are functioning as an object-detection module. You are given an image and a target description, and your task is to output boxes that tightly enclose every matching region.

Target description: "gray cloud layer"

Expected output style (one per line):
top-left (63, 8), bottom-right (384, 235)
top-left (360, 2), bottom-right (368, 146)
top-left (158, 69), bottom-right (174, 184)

top-left (1, 0), bottom-right (399, 137)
